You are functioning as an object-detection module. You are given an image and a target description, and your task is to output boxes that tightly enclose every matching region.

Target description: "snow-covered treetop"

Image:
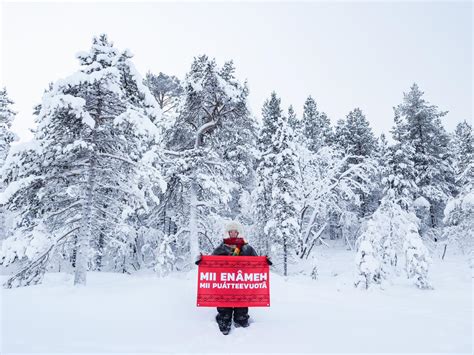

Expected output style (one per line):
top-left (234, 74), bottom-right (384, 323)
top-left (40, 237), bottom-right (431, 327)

top-left (79, 34), bottom-right (161, 117)
top-left (336, 108), bottom-right (376, 158)
top-left (392, 83), bottom-right (448, 149)
top-left (144, 71), bottom-right (183, 118)
top-left (0, 87), bottom-right (17, 147)
top-left (452, 120), bottom-right (473, 175)
top-left (35, 34), bottom-right (163, 142)
top-left (183, 55), bottom-right (247, 103)
top-left (287, 105), bottom-right (300, 135)
top-left (259, 92), bottom-right (283, 153)
top-left (391, 83), bottom-right (455, 205)
top-left (76, 34), bottom-right (121, 73)
top-left (301, 95), bottom-right (332, 152)
top-left (0, 88), bottom-right (16, 126)
top-left (176, 55), bottom-right (250, 150)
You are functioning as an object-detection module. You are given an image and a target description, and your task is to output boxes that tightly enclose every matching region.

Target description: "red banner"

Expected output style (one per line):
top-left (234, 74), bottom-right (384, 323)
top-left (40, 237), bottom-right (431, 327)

top-left (196, 255), bottom-right (270, 307)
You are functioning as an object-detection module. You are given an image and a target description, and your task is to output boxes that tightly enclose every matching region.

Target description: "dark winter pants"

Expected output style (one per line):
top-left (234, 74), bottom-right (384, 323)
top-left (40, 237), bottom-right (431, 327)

top-left (216, 307), bottom-right (249, 325)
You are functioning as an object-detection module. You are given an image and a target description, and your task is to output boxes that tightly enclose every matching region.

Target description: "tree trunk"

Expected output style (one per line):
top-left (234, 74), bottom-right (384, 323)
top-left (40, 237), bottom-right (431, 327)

top-left (0, 206), bottom-right (5, 241)
top-left (429, 204), bottom-right (436, 228)
top-left (189, 119), bottom-right (216, 266)
top-left (189, 178), bottom-right (199, 266)
top-left (74, 155), bottom-right (96, 286)
top-left (441, 244), bottom-right (447, 260)
top-left (95, 232), bottom-right (104, 271)
top-left (71, 235), bottom-right (78, 268)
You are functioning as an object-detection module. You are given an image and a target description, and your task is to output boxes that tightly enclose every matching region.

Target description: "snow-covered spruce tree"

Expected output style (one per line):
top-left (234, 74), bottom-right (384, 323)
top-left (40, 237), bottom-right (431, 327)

top-left (287, 105), bottom-right (302, 139)
top-left (376, 133), bottom-right (389, 162)
top-left (335, 108), bottom-right (378, 218)
top-left (154, 233), bottom-right (177, 277)
top-left (384, 142), bottom-right (418, 210)
top-left (354, 193), bottom-right (430, 289)
top-left (0, 88), bottom-right (16, 168)
top-left (0, 88), bottom-right (17, 241)
top-left (0, 34), bottom-right (165, 287)
top-left (450, 120), bottom-right (473, 178)
top-left (367, 133), bottom-right (390, 221)
top-left (354, 240), bottom-right (381, 289)
top-left (157, 55), bottom-right (251, 265)
top-left (335, 108), bottom-right (377, 160)
top-left (254, 92), bottom-right (282, 255)
top-left (443, 164), bottom-right (473, 263)
top-left (444, 121), bottom-right (473, 262)
top-left (259, 92), bottom-right (282, 149)
top-left (392, 83), bottom-right (456, 228)
top-left (355, 140), bottom-right (432, 289)
top-left (403, 223), bottom-right (432, 289)
top-left (267, 112), bottom-right (300, 276)
top-left (301, 96), bottom-right (332, 152)
top-left (355, 143), bottom-right (398, 289)
top-left (383, 141), bottom-right (432, 289)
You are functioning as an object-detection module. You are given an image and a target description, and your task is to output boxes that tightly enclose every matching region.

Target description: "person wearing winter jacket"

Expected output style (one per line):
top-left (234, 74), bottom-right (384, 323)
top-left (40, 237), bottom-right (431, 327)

top-left (195, 221), bottom-right (272, 335)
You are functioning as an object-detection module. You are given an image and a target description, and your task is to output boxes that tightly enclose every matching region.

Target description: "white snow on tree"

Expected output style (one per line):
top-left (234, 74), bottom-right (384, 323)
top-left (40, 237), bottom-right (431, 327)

top-left (144, 71), bottom-right (183, 117)
top-left (154, 233), bottom-right (177, 277)
top-left (301, 96), bottom-right (332, 152)
top-left (0, 87), bottom-right (17, 242)
top-left (355, 139), bottom-right (433, 289)
top-left (392, 83), bottom-right (455, 228)
top-left (354, 240), bottom-right (381, 289)
top-left (297, 145), bottom-right (376, 257)
top-left (355, 195), bottom-right (432, 289)
top-left (335, 107), bottom-right (377, 160)
top-left (335, 107), bottom-right (378, 218)
top-left (413, 196), bottom-right (431, 236)
top-left (255, 92), bottom-right (282, 255)
top-left (403, 225), bottom-right (432, 289)
top-left (151, 55), bottom-right (252, 266)
top-left (267, 109), bottom-right (300, 276)
top-left (443, 123), bottom-right (473, 264)
top-left (0, 34), bottom-right (166, 287)
top-left (0, 34), bottom-right (468, 292)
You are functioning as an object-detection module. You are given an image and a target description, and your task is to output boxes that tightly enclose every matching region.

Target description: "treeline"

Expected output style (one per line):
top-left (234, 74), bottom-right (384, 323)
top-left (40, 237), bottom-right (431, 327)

top-left (0, 35), bottom-right (472, 289)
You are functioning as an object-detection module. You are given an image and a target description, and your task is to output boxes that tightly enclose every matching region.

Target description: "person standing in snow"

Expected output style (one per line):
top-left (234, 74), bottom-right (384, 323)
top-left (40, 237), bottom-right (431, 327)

top-left (195, 220), bottom-right (272, 335)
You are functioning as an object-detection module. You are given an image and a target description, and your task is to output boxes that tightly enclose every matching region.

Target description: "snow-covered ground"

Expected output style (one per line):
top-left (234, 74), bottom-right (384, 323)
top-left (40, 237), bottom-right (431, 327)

top-left (1, 247), bottom-right (472, 354)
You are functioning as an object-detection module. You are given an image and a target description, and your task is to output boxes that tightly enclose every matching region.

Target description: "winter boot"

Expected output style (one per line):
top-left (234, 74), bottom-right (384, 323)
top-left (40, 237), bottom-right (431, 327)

top-left (233, 307), bottom-right (250, 328)
top-left (216, 314), bottom-right (231, 335)
top-left (233, 318), bottom-right (249, 328)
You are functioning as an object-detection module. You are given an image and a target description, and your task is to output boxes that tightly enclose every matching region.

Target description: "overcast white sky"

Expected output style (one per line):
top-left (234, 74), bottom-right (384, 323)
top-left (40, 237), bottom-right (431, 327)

top-left (1, 1), bottom-right (472, 142)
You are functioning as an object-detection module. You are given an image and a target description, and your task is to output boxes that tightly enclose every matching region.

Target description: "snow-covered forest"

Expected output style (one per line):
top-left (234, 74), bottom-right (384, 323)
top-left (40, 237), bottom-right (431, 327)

top-left (0, 34), bottom-right (471, 288)
top-left (0, 32), bottom-right (472, 353)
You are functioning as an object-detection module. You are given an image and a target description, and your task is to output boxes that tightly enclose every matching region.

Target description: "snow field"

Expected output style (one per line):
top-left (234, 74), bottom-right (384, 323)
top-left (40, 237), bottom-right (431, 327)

top-left (1, 249), bottom-right (471, 354)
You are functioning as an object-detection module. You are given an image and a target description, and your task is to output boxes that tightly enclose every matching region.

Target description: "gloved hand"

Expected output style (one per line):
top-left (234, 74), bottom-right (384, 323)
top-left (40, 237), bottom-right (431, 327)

top-left (265, 256), bottom-right (273, 266)
top-left (195, 253), bottom-right (203, 265)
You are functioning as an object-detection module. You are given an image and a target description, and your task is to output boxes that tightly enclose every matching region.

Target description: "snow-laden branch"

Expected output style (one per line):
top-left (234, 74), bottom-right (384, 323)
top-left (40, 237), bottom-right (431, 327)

top-left (195, 119), bottom-right (218, 149)
top-left (3, 226), bottom-right (80, 289)
top-left (44, 201), bottom-right (83, 221)
top-left (0, 176), bottom-right (42, 205)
